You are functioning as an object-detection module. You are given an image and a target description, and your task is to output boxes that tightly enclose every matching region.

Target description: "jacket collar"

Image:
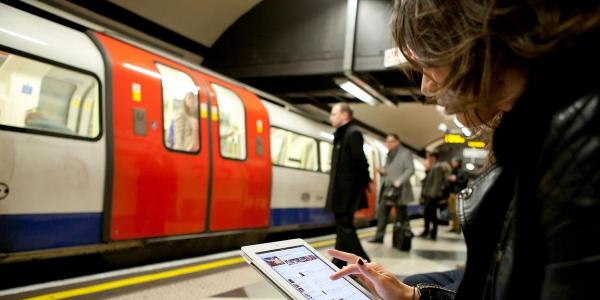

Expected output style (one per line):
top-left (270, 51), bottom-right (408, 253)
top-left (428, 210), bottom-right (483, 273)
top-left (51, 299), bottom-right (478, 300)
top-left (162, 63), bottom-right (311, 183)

top-left (333, 121), bottom-right (353, 143)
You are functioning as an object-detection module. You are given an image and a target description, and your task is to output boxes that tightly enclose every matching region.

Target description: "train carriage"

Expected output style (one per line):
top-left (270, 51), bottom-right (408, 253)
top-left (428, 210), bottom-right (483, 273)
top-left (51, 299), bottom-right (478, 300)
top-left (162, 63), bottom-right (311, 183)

top-left (0, 2), bottom-right (385, 263)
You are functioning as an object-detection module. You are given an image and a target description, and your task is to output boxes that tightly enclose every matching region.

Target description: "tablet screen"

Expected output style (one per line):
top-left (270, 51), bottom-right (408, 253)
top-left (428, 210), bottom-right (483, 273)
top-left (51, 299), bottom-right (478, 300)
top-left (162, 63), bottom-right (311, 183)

top-left (258, 245), bottom-right (371, 300)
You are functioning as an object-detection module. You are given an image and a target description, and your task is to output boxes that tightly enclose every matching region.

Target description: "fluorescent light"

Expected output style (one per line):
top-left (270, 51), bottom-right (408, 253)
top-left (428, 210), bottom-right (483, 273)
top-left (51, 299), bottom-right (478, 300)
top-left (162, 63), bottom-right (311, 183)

top-left (453, 116), bottom-right (465, 128)
top-left (437, 122), bottom-right (448, 132)
top-left (123, 63), bottom-right (162, 79)
top-left (465, 163), bottom-right (475, 171)
top-left (338, 81), bottom-right (377, 105)
top-left (320, 132), bottom-right (334, 141)
top-left (0, 28), bottom-right (47, 45)
top-left (461, 127), bottom-right (472, 137)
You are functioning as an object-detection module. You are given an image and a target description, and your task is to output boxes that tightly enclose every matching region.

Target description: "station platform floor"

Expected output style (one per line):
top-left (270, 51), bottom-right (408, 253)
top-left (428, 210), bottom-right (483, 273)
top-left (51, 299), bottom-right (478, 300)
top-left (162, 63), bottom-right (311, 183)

top-left (0, 220), bottom-right (466, 300)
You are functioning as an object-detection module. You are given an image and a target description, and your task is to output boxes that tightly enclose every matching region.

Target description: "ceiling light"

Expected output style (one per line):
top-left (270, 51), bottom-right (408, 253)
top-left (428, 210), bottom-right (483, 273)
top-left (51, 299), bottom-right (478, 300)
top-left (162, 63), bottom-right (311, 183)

top-left (461, 127), bottom-right (472, 137)
top-left (465, 163), bottom-right (475, 171)
top-left (336, 79), bottom-right (378, 105)
top-left (453, 116), bottom-right (465, 128)
top-left (437, 123), bottom-right (448, 132)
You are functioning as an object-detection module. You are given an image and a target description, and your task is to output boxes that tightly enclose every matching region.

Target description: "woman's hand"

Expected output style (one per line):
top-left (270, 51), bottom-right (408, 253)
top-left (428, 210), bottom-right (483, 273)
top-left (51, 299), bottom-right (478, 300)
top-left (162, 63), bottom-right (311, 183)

top-left (327, 249), bottom-right (415, 300)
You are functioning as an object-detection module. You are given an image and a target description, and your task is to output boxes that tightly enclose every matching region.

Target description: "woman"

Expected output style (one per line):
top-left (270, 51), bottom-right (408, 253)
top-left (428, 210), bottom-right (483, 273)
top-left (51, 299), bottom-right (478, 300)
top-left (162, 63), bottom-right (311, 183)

top-left (174, 92), bottom-right (199, 151)
top-left (328, 0), bottom-right (600, 299)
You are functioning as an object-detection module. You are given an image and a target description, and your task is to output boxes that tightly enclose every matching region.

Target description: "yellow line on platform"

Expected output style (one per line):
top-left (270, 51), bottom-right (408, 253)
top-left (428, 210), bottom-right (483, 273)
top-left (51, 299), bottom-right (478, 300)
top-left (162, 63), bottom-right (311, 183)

top-left (25, 257), bottom-right (244, 300)
top-left (27, 231), bottom-right (375, 299)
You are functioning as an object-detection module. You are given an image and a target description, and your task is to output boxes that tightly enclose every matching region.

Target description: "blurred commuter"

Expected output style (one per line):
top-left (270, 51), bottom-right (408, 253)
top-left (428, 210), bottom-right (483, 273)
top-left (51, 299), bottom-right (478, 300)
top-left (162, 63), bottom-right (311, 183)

top-left (328, 0), bottom-right (600, 298)
top-left (369, 133), bottom-right (414, 244)
top-left (325, 102), bottom-right (371, 268)
top-left (173, 92), bottom-right (199, 151)
top-left (419, 151), bottom-right (447, 240)
top-left (447, 158), bottom-right (468, 233)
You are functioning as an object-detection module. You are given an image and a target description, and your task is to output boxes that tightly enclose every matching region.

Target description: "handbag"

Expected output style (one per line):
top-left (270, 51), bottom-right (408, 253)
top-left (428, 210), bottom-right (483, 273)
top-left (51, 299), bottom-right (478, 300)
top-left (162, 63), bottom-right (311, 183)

top-left (384, 185), bottom-right (400, 205)
top-left (392, 220), bottom-right (413, 251)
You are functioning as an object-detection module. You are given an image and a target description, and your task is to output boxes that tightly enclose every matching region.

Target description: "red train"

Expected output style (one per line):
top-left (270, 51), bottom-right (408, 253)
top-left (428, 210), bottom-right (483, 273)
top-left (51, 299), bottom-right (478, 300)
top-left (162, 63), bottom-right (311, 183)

top-left (0, 3), bottom-right (391, 263)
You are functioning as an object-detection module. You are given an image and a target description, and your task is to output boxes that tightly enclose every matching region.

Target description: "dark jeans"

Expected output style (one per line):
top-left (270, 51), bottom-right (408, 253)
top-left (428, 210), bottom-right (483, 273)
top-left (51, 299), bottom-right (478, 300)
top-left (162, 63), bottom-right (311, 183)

top-left (333, 212), bottom-right (370, 267)
top-left (374, 204), bottom-right (408, 241)
top-left (423, 196), bottom-right (441, 239)
top-left (403, 269), bottom-right (465, 290)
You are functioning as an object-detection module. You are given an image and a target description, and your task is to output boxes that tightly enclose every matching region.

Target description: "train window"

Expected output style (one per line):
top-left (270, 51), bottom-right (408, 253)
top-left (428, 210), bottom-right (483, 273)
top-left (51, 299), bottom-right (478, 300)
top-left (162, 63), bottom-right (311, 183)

top-left (319, 141), bottom-right (333, 172)
top-left (211, 83), bottom-right (247, 160)
top-left (155, 63), bottom-right (200, 153)
top-left (0, 51), bottom-right (100, 138)
top-left (270, 127), bottom-right (319, 171)
top-left (270, 127), bottom-right (287, 164)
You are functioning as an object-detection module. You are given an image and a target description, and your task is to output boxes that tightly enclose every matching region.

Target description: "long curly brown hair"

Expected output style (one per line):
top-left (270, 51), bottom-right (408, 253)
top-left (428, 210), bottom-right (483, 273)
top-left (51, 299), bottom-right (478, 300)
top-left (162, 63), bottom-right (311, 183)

top-left (391, 0), bottom-right (600, 114)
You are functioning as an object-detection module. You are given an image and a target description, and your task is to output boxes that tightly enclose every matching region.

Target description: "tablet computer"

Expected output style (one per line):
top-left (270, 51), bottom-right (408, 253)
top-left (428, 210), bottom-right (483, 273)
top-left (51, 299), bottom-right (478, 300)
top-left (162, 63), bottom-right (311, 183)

top-left (240, 238), bottom-right (376, 300)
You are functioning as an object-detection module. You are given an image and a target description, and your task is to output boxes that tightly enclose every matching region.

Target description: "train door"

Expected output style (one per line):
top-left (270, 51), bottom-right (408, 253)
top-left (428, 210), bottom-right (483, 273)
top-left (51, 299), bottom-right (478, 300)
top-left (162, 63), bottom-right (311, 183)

top-left (94, 33), bottom-right (210, 240)
top-left (0, 4), bottom-right (105, 252)
top-left (200, 77), bottom-right (271, 231)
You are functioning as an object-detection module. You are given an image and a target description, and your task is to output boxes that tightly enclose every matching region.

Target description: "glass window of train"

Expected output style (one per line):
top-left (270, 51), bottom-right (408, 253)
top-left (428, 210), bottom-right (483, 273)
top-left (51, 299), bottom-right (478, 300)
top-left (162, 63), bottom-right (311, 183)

top-left (211, 83), bottom-right (247, 160)
top-left (319, 141), bottom-right (333, 173)
top-left (77, 84), bottom-right (100, 137)
top-left (270, 127), bottom-right (288, 165)
top-left (287, 132), bottom-right (318, 171)
top-left (270, 127), bottom-right (319, 171)
top-left (0, 51), bottom-right (100, 138)
top-left (155, 63), bottom-right (200, 153)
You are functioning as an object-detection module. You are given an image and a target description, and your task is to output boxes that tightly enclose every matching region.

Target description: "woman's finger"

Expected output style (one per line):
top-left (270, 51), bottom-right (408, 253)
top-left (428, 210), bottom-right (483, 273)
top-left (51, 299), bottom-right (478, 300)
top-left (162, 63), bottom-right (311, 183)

top-left (355, 259), bottom-right (382, 283)
top-left (326, 249), bottom-right (359, 263)
top-left (329, 264), bottom-right (360, 280)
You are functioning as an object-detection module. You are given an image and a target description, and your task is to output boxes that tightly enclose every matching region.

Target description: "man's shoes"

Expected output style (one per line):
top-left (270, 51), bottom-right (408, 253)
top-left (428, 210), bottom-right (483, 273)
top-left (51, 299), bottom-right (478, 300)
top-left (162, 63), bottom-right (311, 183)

top-left (368, 238), bottom-right (383, 244)
top-left (418, 231), bottom-right (429, 237)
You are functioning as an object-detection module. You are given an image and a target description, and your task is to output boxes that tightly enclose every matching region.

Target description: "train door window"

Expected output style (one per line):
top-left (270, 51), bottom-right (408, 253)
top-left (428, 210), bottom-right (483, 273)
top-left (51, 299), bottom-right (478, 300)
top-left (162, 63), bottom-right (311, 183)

top-left (270, 127), bottom-right (318, 171)
top-left (319, 141), bottom-right (333, 173)
top-left (211, 83), bottom-right (246, 160)
top-left (155, 63), bottom-right (200, 153)
top-left (0, 50), bottom-right (100, 138)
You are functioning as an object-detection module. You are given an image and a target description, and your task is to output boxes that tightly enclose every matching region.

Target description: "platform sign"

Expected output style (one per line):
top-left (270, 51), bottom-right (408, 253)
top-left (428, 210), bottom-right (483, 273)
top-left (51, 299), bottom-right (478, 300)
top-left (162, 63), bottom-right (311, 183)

top-left (444, 134), bottom-right (465, 144)
top-left (463, 148), bottom-right (488, 159)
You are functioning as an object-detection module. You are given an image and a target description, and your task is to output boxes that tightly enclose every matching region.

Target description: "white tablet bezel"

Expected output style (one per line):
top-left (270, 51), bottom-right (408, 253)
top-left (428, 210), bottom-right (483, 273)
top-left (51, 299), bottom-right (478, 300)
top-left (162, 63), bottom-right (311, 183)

top-left (240, 238), bottom-right (376, 300)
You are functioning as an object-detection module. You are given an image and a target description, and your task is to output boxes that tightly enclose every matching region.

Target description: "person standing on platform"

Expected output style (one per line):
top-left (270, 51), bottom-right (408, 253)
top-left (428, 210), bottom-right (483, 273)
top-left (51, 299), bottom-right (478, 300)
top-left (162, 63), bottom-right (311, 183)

top-left (419, 151), bottom-right (447, 240)
top-left (446, 157), bottom-right (468, 233)
top-left (369, 133), bottom-right (414, 244)
top-left (325, 102), bottom-right (371, 268)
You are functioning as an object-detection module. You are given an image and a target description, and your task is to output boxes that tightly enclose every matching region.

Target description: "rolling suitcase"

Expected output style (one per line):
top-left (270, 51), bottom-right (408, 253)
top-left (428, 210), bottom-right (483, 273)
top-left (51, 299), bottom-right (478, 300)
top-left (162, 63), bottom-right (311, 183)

top-left (392, 221), bottom-right (413, 251)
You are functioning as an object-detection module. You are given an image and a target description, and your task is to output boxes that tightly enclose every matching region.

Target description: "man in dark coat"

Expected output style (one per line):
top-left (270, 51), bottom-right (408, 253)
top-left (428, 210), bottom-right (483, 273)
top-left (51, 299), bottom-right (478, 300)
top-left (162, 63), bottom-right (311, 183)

top-left (325, 102), bottom-right (371, 268)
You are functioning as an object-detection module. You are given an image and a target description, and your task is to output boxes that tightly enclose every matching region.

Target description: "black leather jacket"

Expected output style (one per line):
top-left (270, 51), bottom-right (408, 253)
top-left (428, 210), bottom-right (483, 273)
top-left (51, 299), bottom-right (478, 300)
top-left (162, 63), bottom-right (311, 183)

top-left (419, 92), bottom-right (600, 300)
